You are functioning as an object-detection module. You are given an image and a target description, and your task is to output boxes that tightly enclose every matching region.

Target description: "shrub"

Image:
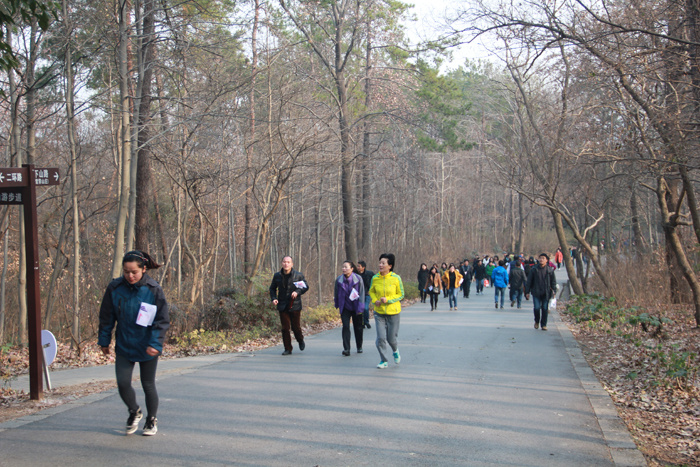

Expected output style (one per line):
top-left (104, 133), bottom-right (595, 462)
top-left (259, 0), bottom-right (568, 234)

top-left (402, 281), bottom-right (420, 301)
top-left (302, 303), bottom-right (340, 327)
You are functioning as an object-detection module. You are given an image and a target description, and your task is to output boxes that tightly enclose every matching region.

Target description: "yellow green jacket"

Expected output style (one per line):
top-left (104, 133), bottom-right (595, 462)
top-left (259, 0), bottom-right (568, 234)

top-left (369, 271), bottom-right (404, 315)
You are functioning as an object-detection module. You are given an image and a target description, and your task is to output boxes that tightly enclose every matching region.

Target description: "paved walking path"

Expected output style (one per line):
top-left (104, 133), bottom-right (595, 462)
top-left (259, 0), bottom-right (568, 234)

top-left (1, 276), bottom-right (645, 466)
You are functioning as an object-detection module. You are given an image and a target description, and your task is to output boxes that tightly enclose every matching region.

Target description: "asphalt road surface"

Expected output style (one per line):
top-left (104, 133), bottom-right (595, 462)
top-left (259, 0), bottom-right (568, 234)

top-left (1, 287), bottom-right (637, 466)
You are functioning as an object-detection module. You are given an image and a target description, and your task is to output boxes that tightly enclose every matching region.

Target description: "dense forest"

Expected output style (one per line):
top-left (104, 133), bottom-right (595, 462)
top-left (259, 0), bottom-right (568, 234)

top-left (1, 0), bottom-right (700, 350)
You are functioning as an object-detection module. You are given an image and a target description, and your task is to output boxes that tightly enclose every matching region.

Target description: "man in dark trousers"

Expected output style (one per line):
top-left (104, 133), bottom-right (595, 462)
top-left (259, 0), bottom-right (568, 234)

top-left (524, 253), bottom-right (558, 331)
top-left (357, 261), bottom-right (374, 329)
top-left (459, 259), bottom-right (473, 298)
top-left (270, 256), bottom-right (308, 354)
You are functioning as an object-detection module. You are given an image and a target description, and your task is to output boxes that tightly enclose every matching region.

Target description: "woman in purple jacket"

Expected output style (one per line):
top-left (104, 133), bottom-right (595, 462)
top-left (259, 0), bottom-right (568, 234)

top-left (334, 261), bottom-right (366, 356)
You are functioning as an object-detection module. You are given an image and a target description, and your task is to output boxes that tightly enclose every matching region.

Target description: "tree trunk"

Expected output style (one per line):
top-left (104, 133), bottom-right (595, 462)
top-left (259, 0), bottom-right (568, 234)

top-left (360, 33), bottom-right (372, 256)
top-left (244, 0), bottom-right (260, 279)
top-left (657, 176), bottom-right (700, 326)
top-left (112, 0), bottom-right (133, 278)
top-left (63, 1), bottom-right (81, 348)
top-left (551, 209), bottom-right (583, 295)
top-left (134, 0), bottom-right (156, 251)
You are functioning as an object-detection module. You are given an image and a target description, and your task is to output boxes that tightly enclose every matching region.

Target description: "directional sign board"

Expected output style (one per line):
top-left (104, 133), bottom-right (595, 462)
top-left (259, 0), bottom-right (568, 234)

top-left (0, 165), bottom-right (60, 399)
top-left (0, 167), bottom-right (59, 189)
top-left (0, 188), bottom-right (25, 204)
top-left (33, 168), bottom-right (60, 186)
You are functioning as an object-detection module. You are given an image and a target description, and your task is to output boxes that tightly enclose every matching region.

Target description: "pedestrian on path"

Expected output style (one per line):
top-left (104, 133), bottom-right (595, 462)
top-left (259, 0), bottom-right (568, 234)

top-left (426, 266), bottom-right (442, 310)
top-left (269, 256), bottom-right (308, 355)
top-left (98, 250), bottom-right (170, 436)
top-left (508, 258), bottom-right (527, 308)
top-left (473, 257), bottom-right (486, 295)
top-left (491, 260), bottom-right (509, 309)
top-left (417, 263), bottom-right (429, 303)
top-left (369, 253), bottom-right (404, 369)
top-left (442, 264), bottom-right (463, 310)
top-left (334, 261), bottom-right (365, 356)
top-left (440, 262), bottom-right (449, 298)
top-left (555, 247), bottom-right (564, 269)
top-left (459, 259), bottom-right (473, 298)
top-left (524, 253), bottom-right (557, 331)
top-left (357, 261), bottom-right (374, 329)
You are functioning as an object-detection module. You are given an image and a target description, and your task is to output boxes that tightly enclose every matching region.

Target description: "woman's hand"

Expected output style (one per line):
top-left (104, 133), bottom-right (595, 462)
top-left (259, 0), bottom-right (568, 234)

top-left (146, 346), bottom-right (160, 357)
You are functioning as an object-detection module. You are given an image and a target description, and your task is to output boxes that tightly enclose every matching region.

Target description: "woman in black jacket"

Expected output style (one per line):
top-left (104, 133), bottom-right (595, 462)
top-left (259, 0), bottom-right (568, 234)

top-left (417, 263), bottom-right (429, 303)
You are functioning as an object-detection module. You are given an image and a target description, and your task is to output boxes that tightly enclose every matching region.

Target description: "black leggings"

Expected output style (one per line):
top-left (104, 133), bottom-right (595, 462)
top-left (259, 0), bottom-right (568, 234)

top-left (420, 289), bottom-right (428, 302)
top-left (115, 353), bottom-right (159, 418)
top-left (430, 293), bottom-right (439, 308)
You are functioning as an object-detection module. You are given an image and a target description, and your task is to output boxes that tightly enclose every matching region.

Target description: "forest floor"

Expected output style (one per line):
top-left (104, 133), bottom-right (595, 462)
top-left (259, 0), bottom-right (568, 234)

top-left (2, 303), bottom-right (699, 466)
top-left (559, 304), bottom-right (700, 467)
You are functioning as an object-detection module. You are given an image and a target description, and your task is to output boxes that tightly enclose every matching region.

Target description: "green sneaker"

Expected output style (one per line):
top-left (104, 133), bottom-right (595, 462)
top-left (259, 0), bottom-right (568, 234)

top-left (393, 350), bottom-right (401, 364)
top-left (376, 361), bottom-right (388, 369)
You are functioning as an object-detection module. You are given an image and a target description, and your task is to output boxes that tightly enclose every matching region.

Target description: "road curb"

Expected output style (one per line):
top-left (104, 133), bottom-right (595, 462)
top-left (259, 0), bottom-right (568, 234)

top-left (552, 309), bottom-right (647, 466)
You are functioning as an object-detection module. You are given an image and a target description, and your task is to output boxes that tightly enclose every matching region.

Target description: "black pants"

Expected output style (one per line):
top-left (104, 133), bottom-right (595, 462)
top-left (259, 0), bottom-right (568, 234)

top-left (279, 310), bottom-right (304, 351)
top-left (115, 353), bottom-right (159, 418)
top-left (462, 280), bottom-right (471, 298)
top-left (420, 289), bottom-right (428, 302)
top-left (430, 292), bottom-right (439, 309)
top-left (341, 308), bottom-right (363, 351)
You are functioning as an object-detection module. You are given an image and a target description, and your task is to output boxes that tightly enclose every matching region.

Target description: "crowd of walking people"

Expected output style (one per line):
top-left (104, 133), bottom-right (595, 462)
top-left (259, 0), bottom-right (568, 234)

top-left (417, 252), bottom-right (560, 329)
top-left (97, 247), bottom-right (560, 436)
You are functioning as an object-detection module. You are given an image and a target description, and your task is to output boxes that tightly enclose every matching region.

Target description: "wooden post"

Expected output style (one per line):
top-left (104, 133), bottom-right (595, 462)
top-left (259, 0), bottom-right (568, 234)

top-left (23, 164), bottom-right (43, 400)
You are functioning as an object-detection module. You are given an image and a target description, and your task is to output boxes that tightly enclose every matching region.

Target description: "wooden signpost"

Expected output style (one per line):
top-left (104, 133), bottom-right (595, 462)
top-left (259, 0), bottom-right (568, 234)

top-left (0, 165), bottom-right (60, 400)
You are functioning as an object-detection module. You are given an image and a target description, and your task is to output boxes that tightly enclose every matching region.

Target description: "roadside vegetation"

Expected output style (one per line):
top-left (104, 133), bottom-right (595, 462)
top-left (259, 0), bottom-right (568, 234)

top-left (561, 258), bottom-right (700, 467)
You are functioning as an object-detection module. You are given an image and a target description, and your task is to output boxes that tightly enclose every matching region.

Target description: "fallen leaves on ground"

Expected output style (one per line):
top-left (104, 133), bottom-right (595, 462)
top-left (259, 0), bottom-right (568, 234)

top-left (0, 319), bottom-right (342, 423)
top-left (562, 305), bottom-right (700, 467)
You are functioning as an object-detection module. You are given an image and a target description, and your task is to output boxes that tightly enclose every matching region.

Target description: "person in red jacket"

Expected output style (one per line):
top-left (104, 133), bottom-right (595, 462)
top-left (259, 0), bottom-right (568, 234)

top-left (554, 247), bottom-right (564, 269)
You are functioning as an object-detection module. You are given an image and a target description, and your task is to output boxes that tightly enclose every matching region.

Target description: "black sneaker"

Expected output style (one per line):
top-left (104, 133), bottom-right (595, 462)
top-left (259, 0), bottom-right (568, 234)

top-left (142, 417), bottom-right (158, 436)
top-left (366, 323), bottom-right (371, 329)
top-left (126, 408), bottom-right (142, 435)
top-left (299, 340), bottom-right (305, 351)
top-left (282, 349), bottom-right (292, 355)
top-left (342, 350), bottom-right (350, 356)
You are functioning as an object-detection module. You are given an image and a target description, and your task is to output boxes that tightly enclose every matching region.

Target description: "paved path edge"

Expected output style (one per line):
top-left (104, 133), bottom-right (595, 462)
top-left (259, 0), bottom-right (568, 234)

top-left (553, 307), bottom-right (647, 467)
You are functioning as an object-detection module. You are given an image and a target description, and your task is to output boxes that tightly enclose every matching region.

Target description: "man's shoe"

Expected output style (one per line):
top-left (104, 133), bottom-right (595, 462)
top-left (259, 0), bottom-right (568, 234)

top-left (299, 340), bottom-right (305, 351)
top-left (126, 408), bottom-right (143, 435)
top-left (377, 361), bottom-right (388, 369)
top-left (534, 323), bottom-right (539, 329)
top-left (357, 348), bottom-right (363, 353)
top-left (454, 307), bottom-right (457, 311)
top-left (366, 323), bottom-right (371, 329)
top-left (393, 350), bottom-right (401, 364)
top-left (500, 304), bottom-right (504, 309)
top-left (541, 326), bottom-right (548, 331)
top-left (342, 350), bottom-right (350, 356)
top-left (142, 417), bottom-right (157, 436)
top-left (511, 301), bottom-right (515, 307)
top-left (282, 349), bottom-right (292, 355)
top-left (495, 303), bottom-right (498, 308)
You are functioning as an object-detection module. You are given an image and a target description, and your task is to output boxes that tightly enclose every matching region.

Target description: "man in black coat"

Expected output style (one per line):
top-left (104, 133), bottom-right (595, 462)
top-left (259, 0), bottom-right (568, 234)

top-left (473, 257), bottom-right (486, 295)
top-left (459, 259), bottom-right (473, 298)
top-left (270, 256), bottom-right (308, 354)
top-left (357, 261), bottom-right (374, 329)
top-left (524, 253), bottom-right (558, 331)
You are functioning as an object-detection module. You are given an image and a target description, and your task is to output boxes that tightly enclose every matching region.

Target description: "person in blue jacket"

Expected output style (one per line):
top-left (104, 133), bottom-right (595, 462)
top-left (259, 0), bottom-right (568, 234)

top-left (491, 259), bottom-right (509, 309)
top-left (98, 250), bottom-right (170, 436)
